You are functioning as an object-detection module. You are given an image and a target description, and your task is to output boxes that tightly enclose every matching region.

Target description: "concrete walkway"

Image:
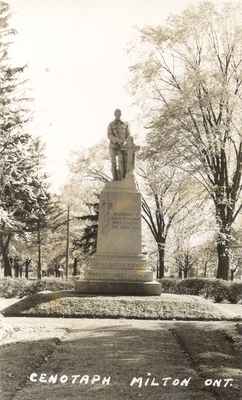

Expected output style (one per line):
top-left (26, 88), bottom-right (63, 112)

top-left (216, 303), bottom-right (242, 318)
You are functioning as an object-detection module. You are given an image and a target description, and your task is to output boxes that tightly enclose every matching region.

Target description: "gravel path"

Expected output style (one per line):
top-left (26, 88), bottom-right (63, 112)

top-left (0, 317), bottom-right (241, 400)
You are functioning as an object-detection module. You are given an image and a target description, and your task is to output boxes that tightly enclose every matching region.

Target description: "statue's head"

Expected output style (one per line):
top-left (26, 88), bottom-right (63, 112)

top-left (114, 108), bottom-right (121, 120)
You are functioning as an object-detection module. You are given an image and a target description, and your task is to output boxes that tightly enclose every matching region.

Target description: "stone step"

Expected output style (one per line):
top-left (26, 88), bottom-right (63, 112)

top-left (85, 269), bottom-right (154, 282)
top-left (75, 280), bottom-right (162, 295)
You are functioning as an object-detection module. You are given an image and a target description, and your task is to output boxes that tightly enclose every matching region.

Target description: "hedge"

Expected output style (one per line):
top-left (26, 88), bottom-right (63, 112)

top-left (0, 278), bottom-right (75, 298)
top-left (0, 277), bottom-right (241, 304)
top-left (159, 278), bottom-right (242, 303)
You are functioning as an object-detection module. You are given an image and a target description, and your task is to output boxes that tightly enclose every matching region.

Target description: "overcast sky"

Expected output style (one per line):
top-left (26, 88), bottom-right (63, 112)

top-left (8, 0), bottom-right (209, 190)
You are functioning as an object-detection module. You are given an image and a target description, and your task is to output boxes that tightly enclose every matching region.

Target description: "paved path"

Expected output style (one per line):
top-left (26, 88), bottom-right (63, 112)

top-left (216, 303), bottom-right (242, 318)
top-left (0, 317), bottom-right (241, 400)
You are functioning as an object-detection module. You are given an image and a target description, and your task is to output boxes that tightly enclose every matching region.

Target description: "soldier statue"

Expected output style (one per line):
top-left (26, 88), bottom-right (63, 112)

top-left (107, 109), bottom-right (139, 180)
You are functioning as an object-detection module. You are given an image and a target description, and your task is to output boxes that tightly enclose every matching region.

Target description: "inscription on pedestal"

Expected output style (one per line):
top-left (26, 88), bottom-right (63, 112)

top-left (99, 192), bottom-right (140, 235)
top-left (96, 177), bottom-right (142, 255)
top-left (111, 213), bottom-right (139, 230)
top-left (100, 200), bottom-right (112, 233)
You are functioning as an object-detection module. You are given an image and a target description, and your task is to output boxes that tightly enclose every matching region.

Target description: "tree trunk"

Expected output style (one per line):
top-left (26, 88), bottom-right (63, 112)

top-left (14, 263), bottom-right (19, 278)
top-left (0, 234), bottom-right (12, 277)
top-left (25, 265), bottom-right (29, 279)
top-left (65, 204), bottom-right (70, 279)
top-left (73, 257), bottom-right (78, 276)
top-left (37, 219), bottom-right (42, 280)
top-left (157, 242), bottom-right (165, 279)
top-left (216, 241), bottom-right (230, 280)
top-left (3, 252), bottom-right (12, 277)
top-left (204, 261), bottom-right (208, 277)
top-left (184, 268), bottom-right (188, 279)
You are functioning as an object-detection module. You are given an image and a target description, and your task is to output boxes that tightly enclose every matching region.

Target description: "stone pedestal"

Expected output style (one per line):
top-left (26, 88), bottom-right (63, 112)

top-left (75, 174), bottom-right (161, 295)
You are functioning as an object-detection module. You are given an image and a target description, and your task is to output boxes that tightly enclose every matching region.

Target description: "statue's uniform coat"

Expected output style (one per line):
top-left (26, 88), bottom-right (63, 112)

top-left (107, 119), bottom-right (130, 180)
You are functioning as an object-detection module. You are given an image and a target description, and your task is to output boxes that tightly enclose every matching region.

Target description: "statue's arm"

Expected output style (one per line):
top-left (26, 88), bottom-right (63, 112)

top-left (107, 123), bottom-right (119, 145)
top-left (125, 123), bottom-right (130, 139)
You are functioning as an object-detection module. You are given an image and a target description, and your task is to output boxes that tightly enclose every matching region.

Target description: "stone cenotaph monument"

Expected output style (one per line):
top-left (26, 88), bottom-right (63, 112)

top-left (75, 109), bottom-right (161, 295)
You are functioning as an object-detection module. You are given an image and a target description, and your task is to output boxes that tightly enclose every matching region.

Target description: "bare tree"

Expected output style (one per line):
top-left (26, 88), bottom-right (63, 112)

top-left (130, 2), bottom-right (242, 279)
top-left (139, 160), bottom-right (205, 278)
top-left (175, 248), bottom-right (195, 279)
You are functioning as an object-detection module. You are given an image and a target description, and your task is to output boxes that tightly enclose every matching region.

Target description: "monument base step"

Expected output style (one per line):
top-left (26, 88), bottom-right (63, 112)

top-left (75, 280), bottom-right (161, 296)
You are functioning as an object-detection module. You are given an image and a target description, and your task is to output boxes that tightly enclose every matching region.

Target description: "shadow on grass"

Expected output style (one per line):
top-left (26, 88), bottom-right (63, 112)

top-left (0, 337), bottom-right (60, 400)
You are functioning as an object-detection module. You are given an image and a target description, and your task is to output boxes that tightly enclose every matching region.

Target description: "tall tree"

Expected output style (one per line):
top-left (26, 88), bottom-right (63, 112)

top-left (0, 3), bottom-right (49, 275)
top-left (0, 136), bottom-right (50, 277)
top-left (66, 144), bottom-right (109, 261)
top-left (139, 160), bottom-right (201, 278)
top-left (34, 194), bottom-right (68, 277)
top-left (130, 1), bottom-right (242, 279)
top-left (175, 249), bottom-right (195, 279)
top-left (194, 241), bottom-right (217, 278)
top-left (73, 196), bottom-right (99, 258)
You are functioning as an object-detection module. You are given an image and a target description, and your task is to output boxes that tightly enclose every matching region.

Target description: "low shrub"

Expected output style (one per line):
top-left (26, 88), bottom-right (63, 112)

top-left (0, 279), bottom-right (33, 298)
top-left (177, 278), bottom-right (209, 296)
top-left (42, 279), bottom-right (75, 292)
top-left (159, 277), bottom-right (242, 303)
top-left (201, 280), bottom-right (230, 303)
top-left (159, 278), bottom-right (178, 294)
top-left (160, 278), bottom-right (213, 296)
top-left (0, 278), bottom-right (75, 298)
top-left (227, 282), bottom-right (242, 304)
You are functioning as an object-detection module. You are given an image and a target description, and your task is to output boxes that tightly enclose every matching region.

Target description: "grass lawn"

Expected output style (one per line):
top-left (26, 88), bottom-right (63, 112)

top-left (2, 292), bottom-right (241, 320)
